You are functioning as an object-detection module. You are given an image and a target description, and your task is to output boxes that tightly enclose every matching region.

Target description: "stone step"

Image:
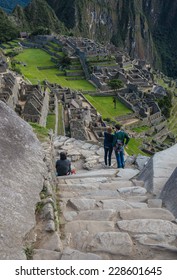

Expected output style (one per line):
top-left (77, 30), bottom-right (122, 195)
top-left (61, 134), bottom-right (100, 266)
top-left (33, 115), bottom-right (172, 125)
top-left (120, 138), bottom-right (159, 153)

top-left (87, 232), bottom-right (133, 256)
top-left (119, 208), bottom-right (175, 221)
top-left (61, 247), bottom-right (101, 260)
top-left (58, 177), bottom-right (109, 185)
top-left (65, 220), bottom-right (115, 235)
top-left (63, 209), bottom-right (117, 222)
top-left (125, 196), bottom-right (148, 202)
top-left (117, 186), bottom-right (147, 195)
top-left (57, 169), bottom-right (118, 180)
top-left (67, 198), bottom-right (96, 211)
top-left (117, 219), bottom-right (177, 235)
top-left (57, 183), bottom-right (99, 191)
top-left (98, 181), bottom-right (133, 189)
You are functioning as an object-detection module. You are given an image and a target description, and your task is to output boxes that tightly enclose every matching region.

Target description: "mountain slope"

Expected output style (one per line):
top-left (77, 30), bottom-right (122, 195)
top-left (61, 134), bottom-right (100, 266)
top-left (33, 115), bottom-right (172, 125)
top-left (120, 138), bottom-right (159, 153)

top-left (0, 8), bottom-right (19, 42)
top-left (46, 0), bottom-right (177, 77)
top-left (0, 0), bottom-right (31, 13)
top-left (11, 0), bottom-right (66, 34)
top-left (1, 0), bottom-right (177, 77)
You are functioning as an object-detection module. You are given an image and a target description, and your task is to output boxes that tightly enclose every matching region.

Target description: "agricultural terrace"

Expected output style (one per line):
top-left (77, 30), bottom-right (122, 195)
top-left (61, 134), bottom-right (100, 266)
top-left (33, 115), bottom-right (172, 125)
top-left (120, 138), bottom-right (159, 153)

top-left (14, 48), bottom-right (96, 91)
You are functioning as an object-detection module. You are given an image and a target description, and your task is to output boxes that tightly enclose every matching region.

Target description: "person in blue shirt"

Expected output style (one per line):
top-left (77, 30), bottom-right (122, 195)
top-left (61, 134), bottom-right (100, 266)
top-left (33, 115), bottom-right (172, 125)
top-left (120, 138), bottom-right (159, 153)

top-left (104, 126), bottom-right (114, 167)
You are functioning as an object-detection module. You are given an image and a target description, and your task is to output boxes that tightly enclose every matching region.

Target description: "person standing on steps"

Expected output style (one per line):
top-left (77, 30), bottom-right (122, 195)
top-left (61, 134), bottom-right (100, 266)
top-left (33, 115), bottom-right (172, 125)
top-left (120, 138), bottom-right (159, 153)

top-left (113, 124), bottom-right (130, 169)
top-left (56, 152), bottom-right (71, 176)
top-left (104, 126), bottom-right (114, 167)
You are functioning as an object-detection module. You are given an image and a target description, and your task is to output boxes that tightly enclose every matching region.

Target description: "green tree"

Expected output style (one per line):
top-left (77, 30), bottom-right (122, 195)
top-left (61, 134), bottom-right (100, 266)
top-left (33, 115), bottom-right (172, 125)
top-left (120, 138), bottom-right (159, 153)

top-left (0, 9), bottom-right (19, 42)
top-left (108, 79), bottom-right (124, 90)
top-left (157, 90), bottom-right (172, 118)
top-left (31, 26), bottom-right (51, 36)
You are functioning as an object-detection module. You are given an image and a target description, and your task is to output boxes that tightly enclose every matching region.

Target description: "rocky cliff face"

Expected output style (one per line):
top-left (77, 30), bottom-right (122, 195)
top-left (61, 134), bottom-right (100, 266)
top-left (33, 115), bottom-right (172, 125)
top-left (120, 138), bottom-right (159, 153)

top-left (46, 0), bottom-right (177, 77)
top-left (0, 101), bottom-right (46, 259)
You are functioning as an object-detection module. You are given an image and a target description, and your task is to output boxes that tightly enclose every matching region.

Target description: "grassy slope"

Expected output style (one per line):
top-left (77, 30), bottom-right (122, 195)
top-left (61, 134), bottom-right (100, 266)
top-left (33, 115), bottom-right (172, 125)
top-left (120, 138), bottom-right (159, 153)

top-left (14, 48), bottom-right (96, 91)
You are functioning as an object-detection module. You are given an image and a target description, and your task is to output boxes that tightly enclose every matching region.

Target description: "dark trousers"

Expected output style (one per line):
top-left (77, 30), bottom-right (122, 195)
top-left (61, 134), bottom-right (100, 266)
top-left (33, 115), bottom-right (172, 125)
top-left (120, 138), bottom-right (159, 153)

top-left (104, 146), bottom-right (113, 166)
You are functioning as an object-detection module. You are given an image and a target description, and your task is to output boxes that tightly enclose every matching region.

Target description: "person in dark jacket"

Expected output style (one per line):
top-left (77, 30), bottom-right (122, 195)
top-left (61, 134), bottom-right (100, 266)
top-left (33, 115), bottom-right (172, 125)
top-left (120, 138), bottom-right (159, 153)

top-left (113, 124), bottom-right (130, 168)
top-left (56, 152), bottom-right (71, 176)
top-left (104, 126), bottom-right (114, 167)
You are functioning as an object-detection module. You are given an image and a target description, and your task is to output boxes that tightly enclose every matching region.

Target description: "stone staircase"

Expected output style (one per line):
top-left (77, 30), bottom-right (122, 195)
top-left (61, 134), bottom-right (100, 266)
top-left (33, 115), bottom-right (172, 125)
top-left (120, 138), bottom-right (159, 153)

top-left (50, 136), bottom-right (177, 260)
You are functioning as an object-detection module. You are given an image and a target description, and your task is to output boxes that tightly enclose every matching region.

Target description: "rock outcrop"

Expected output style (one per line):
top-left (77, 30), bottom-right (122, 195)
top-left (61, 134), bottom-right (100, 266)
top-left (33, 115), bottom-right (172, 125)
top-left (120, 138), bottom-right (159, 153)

top-left (0, 101), bottom-right (46, 259)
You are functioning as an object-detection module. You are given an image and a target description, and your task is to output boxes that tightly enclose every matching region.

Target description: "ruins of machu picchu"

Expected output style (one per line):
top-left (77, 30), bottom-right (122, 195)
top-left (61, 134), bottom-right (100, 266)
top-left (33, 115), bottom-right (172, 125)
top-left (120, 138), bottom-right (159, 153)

top-left (1, 33), bottom-right (177, 260)
top-left (0, 35), bottom-right (176, 155)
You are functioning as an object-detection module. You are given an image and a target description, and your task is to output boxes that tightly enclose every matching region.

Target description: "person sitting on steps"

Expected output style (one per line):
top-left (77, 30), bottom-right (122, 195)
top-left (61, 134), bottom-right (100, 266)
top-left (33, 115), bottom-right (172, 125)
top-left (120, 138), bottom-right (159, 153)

top-left (56, 152), bottom-right (71, 176)
top-left (113, 124), bottom-right (130, 169)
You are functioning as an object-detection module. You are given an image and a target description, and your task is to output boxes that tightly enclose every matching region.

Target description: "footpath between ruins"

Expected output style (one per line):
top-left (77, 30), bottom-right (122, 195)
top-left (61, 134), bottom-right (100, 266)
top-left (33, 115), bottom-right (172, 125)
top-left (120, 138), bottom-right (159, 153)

top-left (31, 136), bottom-right (177, 260)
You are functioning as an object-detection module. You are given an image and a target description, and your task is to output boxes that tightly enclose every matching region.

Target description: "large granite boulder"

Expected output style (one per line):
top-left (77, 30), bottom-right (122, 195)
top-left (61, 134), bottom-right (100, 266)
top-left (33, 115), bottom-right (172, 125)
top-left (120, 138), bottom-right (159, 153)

top-left (0, 101), bottom-right (46, 259)
top-left (137, 144), bottom-right (177, 196)
top-left (160, 167), bottom-right (177, 218)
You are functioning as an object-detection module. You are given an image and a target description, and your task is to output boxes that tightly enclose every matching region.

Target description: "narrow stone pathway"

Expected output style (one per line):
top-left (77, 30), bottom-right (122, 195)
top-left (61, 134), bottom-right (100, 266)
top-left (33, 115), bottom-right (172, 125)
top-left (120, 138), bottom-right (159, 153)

top-left (53, 136), bottom-right (177, 260)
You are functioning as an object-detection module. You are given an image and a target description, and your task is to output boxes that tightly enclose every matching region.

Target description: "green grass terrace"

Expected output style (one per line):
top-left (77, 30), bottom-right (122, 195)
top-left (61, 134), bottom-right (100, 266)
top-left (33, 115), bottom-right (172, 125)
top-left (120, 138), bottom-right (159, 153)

top-left (84, 94), bottom-right (132, 121)
top-left (14, 48), bottom-right (96, 91)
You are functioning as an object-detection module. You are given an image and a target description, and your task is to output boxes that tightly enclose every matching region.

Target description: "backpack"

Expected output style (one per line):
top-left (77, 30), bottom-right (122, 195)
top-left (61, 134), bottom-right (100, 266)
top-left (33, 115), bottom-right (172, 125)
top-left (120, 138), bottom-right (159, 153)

top-left (114, 139), bottom-right (123, 153)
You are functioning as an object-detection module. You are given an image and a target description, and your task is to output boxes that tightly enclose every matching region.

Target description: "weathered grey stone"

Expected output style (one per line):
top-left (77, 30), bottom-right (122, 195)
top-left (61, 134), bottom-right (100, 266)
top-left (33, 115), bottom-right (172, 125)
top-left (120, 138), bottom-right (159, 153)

top-left (81, 143), bottom-right (94, 150)
top-left (0, 101), bottom-right (46, 259)
top-left (72, 230), bottom-right (91, 250)
top-left (81, 177), bottom-right (108, 183)
top-left (96, 147), bottom-right (104, 156)
top-left (83, 189), bottom-right (120, 198)
top-left (137, 145), bottom-right (177, 195)
top-left (148, 199), bottom-right (162, 208)
top-left (76, 209), bottom-right (116, 221)
top-left (125, 155), bottom-right (136, 165)
top-left (126, 196), bottom-right (148, 202)
top-left (90, 145), bottom-right (100, 151)
top-left (58, 183), bottom-right (99, 191)
top-left (38, 232), bottom-right (63, 252)
top-left (63, 211), bottom-right (78, 222)
top-left (81, 150), bottom-right (95, 158)
top-left (65, 221), bottom-right (114, 235)
top-left (42, 203), bottom-right (54, 220)
top-left (61, 247), bottom-right (101, 260)
top-left (99, 181), bottom-right (133, 190)
top-left (45, 220), bottom-right (55, 232)
top-left (65, 169), bottom-right (117, 178)
top-left (160, 167), bottom-right (177, 218)
top-left (33, 249), bottom-right (61, 260)
top-left (128, 202), bottom-right (148, 209)
top-left (116, 168), bottom-right (140, 179)
top-left (117, 219), bottom-right (177, 235)
top-left (134, 234), bottom-right (176, 246)
top-left (132, 179), bottom-right (144, 187)
top-left (83, 161), bottom-right (97, 170)
top-left (119, 208), bottom-right (175, 221)
top-left (60, 191), bottom-right (79, 198)
top-left (68, 198), bottom-right (96, 211)
top-left (85, 155), bottom-right (100, 161)
top-left (135, 155), bottom-right (150, 170)
top-left (101, 199), bottom-right (132, 211)
top-left (63, 177), bottom-right (108, 184)
top-left (117, 186), bottom-right (147, 195)
top-left (88, 232), bottom-right (133, 256)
